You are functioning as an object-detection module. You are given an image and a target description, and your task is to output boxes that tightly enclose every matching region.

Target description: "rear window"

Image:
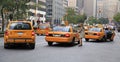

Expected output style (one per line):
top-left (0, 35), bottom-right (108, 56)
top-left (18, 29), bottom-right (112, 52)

top-left (9, 22), bottom-right (32, 30)
top-left (39, 24), bottom-right (50, 29)
top-left (53, 26), bottom-right (70, 32)
top-left (39, 25), bottom-right (47, 29)
top-left (89, 28), bottom-right (101, 32)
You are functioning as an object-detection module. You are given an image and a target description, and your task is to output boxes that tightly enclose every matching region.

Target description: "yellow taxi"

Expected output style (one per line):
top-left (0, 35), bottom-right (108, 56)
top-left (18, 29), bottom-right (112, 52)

top-left (45, 26), bottom-right (79, 46)
top-left (35, 23), bottom-right (51, 35)
top-left (85, 27), bottom-right (115, 41)
top-left (85, 27), bottom-right (106, 41)
top-left (4, 21), bottom-right (35, 49)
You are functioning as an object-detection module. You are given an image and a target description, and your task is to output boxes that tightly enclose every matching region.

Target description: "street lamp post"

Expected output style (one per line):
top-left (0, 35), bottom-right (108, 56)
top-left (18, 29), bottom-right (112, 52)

top-left (65, 13), bottom-right (68, 21)
top-left (35, 0), bottom-right (38, 16)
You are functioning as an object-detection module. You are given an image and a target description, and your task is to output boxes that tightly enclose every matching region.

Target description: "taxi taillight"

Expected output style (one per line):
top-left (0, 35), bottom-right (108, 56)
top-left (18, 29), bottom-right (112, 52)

top-left (46, 32), bottom-right (49, 36)
top-left (97, 33), bottom-right (100, 36)
top-left (32, 31), bottom-right (35, 36)
top-left (5, 31), bottom-right (9, 36)
top-left (65, 33), bottom-right (70, 37)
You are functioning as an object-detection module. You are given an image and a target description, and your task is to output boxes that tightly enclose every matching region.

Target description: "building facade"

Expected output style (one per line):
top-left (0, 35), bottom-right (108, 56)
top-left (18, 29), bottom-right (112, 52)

top-left (46, 0), bottom-right (65, 25)
top-left (105, 0), bottom-right (118, 20)
top-left (68, 0), bottom-right (84, 14)
top-left (63, 0), bottom-right (68, 8)
top-left (84, 0), bottom-right (118, 19)
top-left (118, 0), bottom-right (120, 12)
top-left (96, 0), bottom-right (118, 19)
top-left (28, 0), bottom-right (46, 23)
top-left (84, 0), bottom-right (96, 17)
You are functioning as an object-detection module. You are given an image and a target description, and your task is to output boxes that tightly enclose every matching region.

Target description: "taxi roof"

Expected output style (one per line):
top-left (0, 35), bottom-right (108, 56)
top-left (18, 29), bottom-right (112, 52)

top-left (9, 20), bottom-right (31, 23)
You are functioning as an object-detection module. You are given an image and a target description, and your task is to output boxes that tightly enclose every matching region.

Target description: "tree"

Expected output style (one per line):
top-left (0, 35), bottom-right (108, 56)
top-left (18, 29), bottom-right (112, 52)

top-left (87, 16), bottom-right (98, 25)
top-left (0, 0), bottom-right (30, 31)
top-left (113, 12), bottom-right (120, 22)
top-left (98, 17), bottom-right (109, 24)
top-left (87, 16), bottom-right (109, 25)
top-left (64, 8), bottom-right (86, 24)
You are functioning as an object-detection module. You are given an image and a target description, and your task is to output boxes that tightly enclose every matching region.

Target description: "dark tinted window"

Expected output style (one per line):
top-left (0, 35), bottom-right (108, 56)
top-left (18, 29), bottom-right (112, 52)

top-left (9, 22), bottom-right (32, 30)
top-left (53, 26), bottom-right (70, 32)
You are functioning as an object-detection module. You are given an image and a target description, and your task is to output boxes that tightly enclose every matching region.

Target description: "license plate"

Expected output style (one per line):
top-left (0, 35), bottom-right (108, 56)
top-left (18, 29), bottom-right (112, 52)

top-left (17, 32), bottom-right (23, 35)
top-left (89, 33), bottom-right (93, 35)
top-left (53, 34), bottom-right (61, 37)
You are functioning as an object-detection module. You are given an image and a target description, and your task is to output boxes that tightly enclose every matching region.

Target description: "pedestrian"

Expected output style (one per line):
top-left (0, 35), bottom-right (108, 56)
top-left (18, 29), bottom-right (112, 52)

top-left (77, 23), bottom-right (85, 46)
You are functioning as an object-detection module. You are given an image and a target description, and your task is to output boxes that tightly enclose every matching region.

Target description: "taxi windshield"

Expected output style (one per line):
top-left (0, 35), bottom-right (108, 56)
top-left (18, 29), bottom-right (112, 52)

top-left (89, 28), bottom-right (101, 32)
top-left (9, 22), bottom-right (32, 30)
top-left (53, 26), bottom-right (70, 32)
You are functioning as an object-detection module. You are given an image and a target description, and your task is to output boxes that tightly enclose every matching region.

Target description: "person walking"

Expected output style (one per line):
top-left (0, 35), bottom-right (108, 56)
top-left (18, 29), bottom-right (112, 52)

top-left (77, 23), bottom-right (85, 46)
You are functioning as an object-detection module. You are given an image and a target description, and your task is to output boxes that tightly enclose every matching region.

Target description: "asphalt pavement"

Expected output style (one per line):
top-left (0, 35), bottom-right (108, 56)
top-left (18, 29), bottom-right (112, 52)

top-left (0, 32), bottom-right (120, 62)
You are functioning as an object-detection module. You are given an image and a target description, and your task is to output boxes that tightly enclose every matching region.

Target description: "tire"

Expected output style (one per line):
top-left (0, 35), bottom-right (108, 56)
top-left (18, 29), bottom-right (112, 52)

top-left (71, 38), bottom-right (75, 43)
top-left (101, 36), bottom-right (107, 42)
top-left (37, 34), bottom-right (39, 36)
top-left (117, 29), bottom-right (120, 32)
top-left (48, 42), bottom-right (53, 46)
top-left (118, 30), bottom-right (120, 32)
top-left (4, 43), bottom-right (9, 49)
top-left (110, 39), bottom-right (113, 41)
top-left (85, 38), bottom-right (89, 41)
top-left (77, 41), bottom-right (80, 44)
top-left (30, 43), bottom-right (35, 49)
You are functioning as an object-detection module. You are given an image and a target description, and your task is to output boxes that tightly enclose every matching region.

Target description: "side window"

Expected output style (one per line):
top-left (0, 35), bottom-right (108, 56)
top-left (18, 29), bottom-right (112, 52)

top-left (68, 28), bottom-right (71, 32)
top-left (70, 27), bottom-right (74, 32)
top-left (100, 29), bottom-right (102, 32)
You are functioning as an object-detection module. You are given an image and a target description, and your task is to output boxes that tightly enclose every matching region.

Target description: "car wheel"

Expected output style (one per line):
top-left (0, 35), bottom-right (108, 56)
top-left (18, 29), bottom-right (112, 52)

top-left (101, 36), bottom-right (107, 42)
top-left (70, 38), bottom-right (75, 45)
top-left (71, 38), bottom-right (75, 43)
top-left (118, 30), bottom-right (120, 32)
top-left (85, 38), bottom-right (89, 41)
top-left (77, 41), bottom-right (80, 44)
top-left (30, 43), bottom-right (35, 49)
top-left (4, 43), bottom-right (9, 49)
top-left (48, 42), bottom-right (53, 46)
top-left (37, 34), bottom-right (39, 36)
top-left (110, 39), bottom-right (113, 41)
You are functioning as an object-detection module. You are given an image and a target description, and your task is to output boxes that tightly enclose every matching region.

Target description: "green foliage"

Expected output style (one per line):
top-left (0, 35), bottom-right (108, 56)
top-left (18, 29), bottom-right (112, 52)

top-left (87, 16), bottom-right (109, 24)
top-left (0, 0), bottom-right (30, 20)
top-left (98, 17), bottom-right (109, 24)
top-left (113, 12), bottom-right (120, 22)
top-left (64, 8), bottom-right (86, 24)
top-left (87, 16), bottom-right (98, 24)
top-left (0, 0), bottom-right (30, 31)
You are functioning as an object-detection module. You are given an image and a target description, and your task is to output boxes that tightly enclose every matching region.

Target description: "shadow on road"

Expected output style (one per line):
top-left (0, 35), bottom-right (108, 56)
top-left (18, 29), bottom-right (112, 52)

top-left (4, 45), bottom-right (35, 50)
top-left (85, 40), bottom-right (114, 43)
top-left (47, 43), bottom-right (78, 47)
